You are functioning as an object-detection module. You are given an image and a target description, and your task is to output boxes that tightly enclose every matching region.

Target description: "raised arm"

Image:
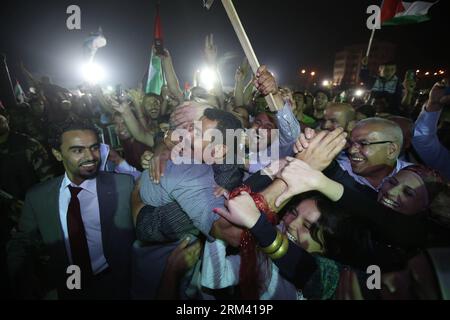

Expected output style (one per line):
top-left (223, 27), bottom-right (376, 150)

top-left (204, 34), bottom-right (226, 109)
top-left (234, 58), bottom-right (250, 107)
top-left (213, 192), bottom-right (317, 290)
top-left (160, 49), bottom-right (184, 103)
top-left (412, 80), bottom-right (450, 180)
top-left (112, 100), bottom-right (155, 147)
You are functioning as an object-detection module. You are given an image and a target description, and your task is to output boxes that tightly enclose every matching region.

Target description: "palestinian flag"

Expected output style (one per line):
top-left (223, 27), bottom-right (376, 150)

top-left (14, 80), bottom-right (26, 104)
top-left (145, 51), bottom-right (164, 95)
top-left (145, 3), bottom-right (164, 95)
top-left (381, 0), bottom-right (438, 26)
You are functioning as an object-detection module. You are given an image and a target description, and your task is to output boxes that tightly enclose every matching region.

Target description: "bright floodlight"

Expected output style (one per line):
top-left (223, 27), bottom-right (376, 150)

top-left (355, 89), bottom-right (364, 97)
top-left (199, 67), bottom-right (218, 91)
top-left (82, 62), bottom-right (105, 84)
top-left (322, 80), bottom-right (330, 87)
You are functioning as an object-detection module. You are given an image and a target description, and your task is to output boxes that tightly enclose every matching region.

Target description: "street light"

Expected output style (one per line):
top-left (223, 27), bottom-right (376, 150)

top-left (81, 62), bottom-right (105, 84)
top-left (310, 71), bottom-right (316, 77)
top-left (301, 69), bottom-right (306, 74)
top-left (322, 80), bottom-right (330, 87)
top-left (425, 72), bottom-right (430, 76)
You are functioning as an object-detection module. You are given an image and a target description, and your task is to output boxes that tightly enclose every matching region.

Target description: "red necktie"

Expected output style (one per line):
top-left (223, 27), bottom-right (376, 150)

top-left (67, 186), bottom-right (93, 280)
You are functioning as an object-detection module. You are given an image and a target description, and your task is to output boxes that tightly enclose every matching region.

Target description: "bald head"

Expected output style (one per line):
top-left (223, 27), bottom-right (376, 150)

top-left (388, 116), bottom-right (413, 151)
top-left (347, 117), bottom-right (404, 182)
top-left (354, 117), bottom-right (404, 150)
top-left (322, 103), bottom-right (356, 132)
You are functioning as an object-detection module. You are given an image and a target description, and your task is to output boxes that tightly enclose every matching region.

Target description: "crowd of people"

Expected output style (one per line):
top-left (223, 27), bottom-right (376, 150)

top-left (1, 34), bottom-right (450, 300)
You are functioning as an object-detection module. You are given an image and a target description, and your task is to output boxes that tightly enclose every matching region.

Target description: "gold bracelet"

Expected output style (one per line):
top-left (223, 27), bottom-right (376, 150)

top-left (260, 231), bottom-right (283, 254)
top-left (268, 235), bottom-right (289, 260)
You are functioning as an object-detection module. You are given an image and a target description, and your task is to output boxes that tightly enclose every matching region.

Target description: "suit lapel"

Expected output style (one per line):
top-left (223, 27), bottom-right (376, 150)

top-left (46, 176), bottom-right (71, 268)
top-left (96, 173), bottom-right (117, 260)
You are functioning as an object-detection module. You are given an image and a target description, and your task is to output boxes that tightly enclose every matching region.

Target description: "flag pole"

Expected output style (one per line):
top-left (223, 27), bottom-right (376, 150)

top-left (365, 28), bottom-right (376, 58)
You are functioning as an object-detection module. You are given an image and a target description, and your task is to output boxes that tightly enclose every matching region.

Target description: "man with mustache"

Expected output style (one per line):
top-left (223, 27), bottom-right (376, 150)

top-left (340, 117), bottom-right (411, 191)
top-left (7, 118), bottom-right (135, 299)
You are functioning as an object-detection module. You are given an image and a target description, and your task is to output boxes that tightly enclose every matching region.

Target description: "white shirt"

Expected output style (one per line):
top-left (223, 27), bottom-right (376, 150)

top-left (59, 173), bottom-right (108, 274)
top-left (337, 155), bottom-right (412, 191)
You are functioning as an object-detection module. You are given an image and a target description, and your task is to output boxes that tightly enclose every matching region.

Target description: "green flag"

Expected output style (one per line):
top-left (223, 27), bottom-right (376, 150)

top-left (145, 50), bottom-right (163, 95)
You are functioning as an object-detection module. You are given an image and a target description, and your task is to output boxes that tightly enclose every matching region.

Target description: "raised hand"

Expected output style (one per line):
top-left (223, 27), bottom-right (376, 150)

top-left (427, 79), bottom-right (450, 112)
top-left (295, 127), bottom-right (347, 171)
top-left (110, 97), bottom-right (132, 114)
top-left (128, 86), bottom-right (145, 108)
top-left (275, 157), bottom-right (325, 207)
top-left (361, 56), bottom-right (368, 67)
top-left (204, 33), bottom-right (218, 66)
top-left (293, 128), bottom-right (318, 154)
top-left (235, 58), bottom-right (250, 83)
top-left (213, 192), bottom-right (261, 229)
top-left (254, 65), bottom-right (278, 96)
top-left (403, 75), bottom-right (416, 94)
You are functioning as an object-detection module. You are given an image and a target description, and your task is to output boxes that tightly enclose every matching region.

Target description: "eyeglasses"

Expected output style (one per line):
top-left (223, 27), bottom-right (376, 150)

top-left (348, 140), bottom-right (393, 149)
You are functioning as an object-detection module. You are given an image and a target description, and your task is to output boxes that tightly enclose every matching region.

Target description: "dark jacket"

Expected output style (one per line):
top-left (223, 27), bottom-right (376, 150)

top-left (7, 172), bottom-right (135, 299)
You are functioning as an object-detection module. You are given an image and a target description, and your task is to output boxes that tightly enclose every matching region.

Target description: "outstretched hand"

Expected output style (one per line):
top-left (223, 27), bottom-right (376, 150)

top-left (295, 127), bottom-right (347, 171)
top-left (213, 192), bottom-right (261, 229)
top-left (274, 157), bottom-right (325, 207)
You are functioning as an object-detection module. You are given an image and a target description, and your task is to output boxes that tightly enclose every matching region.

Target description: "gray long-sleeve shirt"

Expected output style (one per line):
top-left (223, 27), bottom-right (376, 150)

top-left (139, 161), bottom-right (222, 240)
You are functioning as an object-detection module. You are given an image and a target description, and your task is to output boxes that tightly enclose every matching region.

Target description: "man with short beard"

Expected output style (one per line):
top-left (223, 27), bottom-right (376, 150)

top-left (7, 119), bottom-right (135, 299)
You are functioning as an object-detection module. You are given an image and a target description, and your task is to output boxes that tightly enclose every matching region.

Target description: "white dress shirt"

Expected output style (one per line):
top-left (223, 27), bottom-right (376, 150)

top-left (59, 173), bottom-right (108, 274)
top-left (337, 155), bottom-right (412, 191)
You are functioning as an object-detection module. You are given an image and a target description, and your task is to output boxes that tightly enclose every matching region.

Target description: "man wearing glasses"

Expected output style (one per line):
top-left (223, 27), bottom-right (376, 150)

top-left (337, 117), bottom-right (411, 191)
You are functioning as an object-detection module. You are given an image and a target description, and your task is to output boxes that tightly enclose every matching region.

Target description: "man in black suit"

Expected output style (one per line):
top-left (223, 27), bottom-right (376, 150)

top-left (7, 119), bottom-right (135, 299)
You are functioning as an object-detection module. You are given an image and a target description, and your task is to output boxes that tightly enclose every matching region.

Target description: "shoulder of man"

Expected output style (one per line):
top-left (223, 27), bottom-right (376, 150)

top-left (8, 131), bottom-right (37, 145)
top-left (25, 174), bottom-right (64, 200)
top-left (97, 171), bottom-right (134, 191)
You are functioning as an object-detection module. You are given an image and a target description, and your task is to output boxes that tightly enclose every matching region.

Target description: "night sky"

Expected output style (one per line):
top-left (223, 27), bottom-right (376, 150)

top-left (1, 0), bottom-right (449, 89)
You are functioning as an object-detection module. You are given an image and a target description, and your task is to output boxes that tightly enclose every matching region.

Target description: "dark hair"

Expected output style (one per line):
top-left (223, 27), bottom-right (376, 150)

top-left (203, 108), bottom-right (243, 136)
top-left (314, 89), bottom-right (330, 100)
top-left (380, 60), bottom-right (396, 67)
top-left (282, 192), bottom-right (351, 256)
top-left (293, 91), bottom-right (306, 103)
top-left (355, 104), bottom-right (376, 118)
top-left (48, 118), bottom-right (99, 150)
top-left (143, 93), bottom-right (163, 104)
top-left (203, 108), bottom-right (243, 164)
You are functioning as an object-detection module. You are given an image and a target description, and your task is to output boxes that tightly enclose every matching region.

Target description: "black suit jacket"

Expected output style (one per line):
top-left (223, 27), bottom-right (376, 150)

top-left (7, 172), bottom-right (136, 299)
